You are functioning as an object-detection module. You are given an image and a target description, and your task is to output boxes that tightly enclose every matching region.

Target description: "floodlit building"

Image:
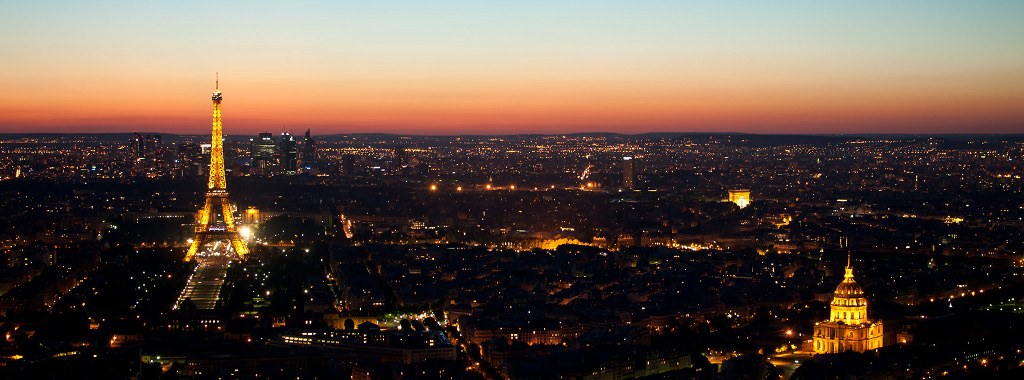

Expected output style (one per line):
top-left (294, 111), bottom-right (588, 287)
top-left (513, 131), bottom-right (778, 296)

top-left (243, 207), bottom-right (260, 225)
top-left (728, 189), bottom-right (750, 208)
top-left (812, 257), bottom-right (884, 354)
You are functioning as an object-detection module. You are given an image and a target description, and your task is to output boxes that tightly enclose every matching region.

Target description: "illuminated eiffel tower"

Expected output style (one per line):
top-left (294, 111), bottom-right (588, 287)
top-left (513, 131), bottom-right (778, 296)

top-left (185, 75), bottom-right (249, 261)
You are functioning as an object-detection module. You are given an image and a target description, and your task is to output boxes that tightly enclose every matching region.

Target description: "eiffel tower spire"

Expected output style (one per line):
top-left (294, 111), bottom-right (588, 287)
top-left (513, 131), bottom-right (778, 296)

top-left (185, 75), bottom-right (249, 261)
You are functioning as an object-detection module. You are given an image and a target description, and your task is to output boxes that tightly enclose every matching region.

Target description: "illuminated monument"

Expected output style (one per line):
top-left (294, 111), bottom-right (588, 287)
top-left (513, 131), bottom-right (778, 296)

top-left (728, 189), bottom-right (750, 208)
top-left (812, 256), bottom-right (883, 354)
top-left (184, 76), bottom-right (249, 261)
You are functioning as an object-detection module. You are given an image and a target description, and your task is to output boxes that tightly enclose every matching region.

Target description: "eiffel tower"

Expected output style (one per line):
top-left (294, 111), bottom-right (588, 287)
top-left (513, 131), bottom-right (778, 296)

top-left (185, 75), bottom-right (249, 261)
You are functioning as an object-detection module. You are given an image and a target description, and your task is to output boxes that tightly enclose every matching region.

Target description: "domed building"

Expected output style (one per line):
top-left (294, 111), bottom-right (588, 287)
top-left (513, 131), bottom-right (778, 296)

top-left (812, 257), bottom-right (883, 354)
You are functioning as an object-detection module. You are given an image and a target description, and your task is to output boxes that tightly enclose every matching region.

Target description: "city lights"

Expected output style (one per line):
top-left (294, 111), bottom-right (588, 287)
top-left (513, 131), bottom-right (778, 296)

top-left (0, 5), bottom-right (1021, 373)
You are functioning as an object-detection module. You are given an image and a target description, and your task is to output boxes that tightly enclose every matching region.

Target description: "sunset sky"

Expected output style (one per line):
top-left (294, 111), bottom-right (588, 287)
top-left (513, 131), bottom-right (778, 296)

top-left (2, 1), bottom-right (1023, 135)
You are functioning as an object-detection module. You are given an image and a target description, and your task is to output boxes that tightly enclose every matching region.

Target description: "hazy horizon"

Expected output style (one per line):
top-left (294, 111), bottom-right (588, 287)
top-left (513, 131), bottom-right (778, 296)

top-left (4, 131), bottom-right (1024, 139)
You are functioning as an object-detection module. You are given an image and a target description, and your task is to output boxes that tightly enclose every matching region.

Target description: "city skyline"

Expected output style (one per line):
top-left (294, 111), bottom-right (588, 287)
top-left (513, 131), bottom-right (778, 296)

top-left (2, 112), bottom-right (1024, 377)
top-left (2, 1), bottom-right (1024, 135)
top-left (4, 3), bottom-right (1024, 377)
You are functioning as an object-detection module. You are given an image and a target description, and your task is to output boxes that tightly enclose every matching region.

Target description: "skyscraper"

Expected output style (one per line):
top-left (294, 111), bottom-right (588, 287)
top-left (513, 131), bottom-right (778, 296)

top-left (249, 132), bottom-right (276, 174)
top-left (132, 133), bottom-right (163, 160)
top-left (176, 142), bottom-right (201, 177)
top-left (622, 157), bottom-right (635, 190)
top-left (131, 133), bottom-right (165, 175)
top-left (278, 132), bottom-right (298, 174)
top-left (302, 128), bottom-right (317, 171)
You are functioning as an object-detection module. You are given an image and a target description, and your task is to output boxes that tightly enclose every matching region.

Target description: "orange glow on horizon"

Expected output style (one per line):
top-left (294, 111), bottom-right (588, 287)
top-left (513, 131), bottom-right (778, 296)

top-left (1, 69), bottom-right (1022, 134)
top-left (3, 2), bottom-right (1024, 134)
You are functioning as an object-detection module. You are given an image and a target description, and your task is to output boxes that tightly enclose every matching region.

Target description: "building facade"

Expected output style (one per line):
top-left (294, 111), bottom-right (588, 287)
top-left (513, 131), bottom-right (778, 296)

top-left (249, 131), bottom-right (276, 174)
top-left (728, 189), bottom-right (750, 208)
top-left (278, 132), bottom-right (298, 174)
top-left (812, 259), bottom-right (883, 354)
top-left (622, 157), bottom-right (635, 190)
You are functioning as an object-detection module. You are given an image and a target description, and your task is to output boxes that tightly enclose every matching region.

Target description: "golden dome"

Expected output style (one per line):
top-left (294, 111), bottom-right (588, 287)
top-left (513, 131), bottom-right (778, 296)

top-left (833, 280), bottom-right (864, 298)
top-left (831, 260), bottom-right (867, 305)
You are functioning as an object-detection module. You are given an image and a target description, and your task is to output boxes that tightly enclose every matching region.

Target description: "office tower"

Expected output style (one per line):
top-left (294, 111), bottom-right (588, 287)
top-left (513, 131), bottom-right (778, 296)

top-left (278, 132), bottom-right (298, 174)
top-left (131, 133), bottom-right (165, 174)
top-left (177, 143), bottom-right (202, 177)
top-left (250, 132), bottom-right (276, 174)
top-left (622, 157), bottom-right (635, 190)
top-left (302, 128), bottom-right (317, 171)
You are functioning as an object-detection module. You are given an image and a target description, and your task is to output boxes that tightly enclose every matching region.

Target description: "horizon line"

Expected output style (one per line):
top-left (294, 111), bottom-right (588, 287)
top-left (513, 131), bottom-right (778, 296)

top-left (2, 131), bottom-right (1024, 138)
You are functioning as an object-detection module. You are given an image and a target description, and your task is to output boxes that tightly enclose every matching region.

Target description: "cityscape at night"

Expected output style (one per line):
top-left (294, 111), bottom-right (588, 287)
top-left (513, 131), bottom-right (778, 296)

top-left (2, 123), bottom-right (1024, 378)
top-left (3, 1), bottom-right (1024, 379)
